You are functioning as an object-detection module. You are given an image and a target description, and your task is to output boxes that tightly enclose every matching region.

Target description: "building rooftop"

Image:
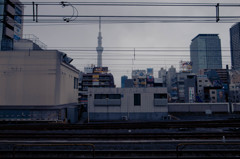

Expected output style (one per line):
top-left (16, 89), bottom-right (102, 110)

top-left (192, 34), bottom-right (219, 41)
top-left (22, 34), bottom-right (47, 50)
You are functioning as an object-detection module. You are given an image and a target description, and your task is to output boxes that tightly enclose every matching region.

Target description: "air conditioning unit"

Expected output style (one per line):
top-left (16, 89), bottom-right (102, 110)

top-left (122, 116), bottom-right (128, 121)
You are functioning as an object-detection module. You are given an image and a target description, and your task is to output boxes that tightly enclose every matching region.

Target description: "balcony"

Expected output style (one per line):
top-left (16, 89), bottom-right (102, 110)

top-left (154, 99), bottom-right (168, 106)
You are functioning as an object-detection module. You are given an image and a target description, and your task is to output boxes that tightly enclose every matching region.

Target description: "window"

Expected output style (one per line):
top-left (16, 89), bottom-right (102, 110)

top-left (95, 94), bottom-right (107, 99)
top-left (154, 93), bottom-right (167, 99)
top-left (134, 94), bottom-right (141, 106)
top-left (179, 82), bottom-right (184, 85)
top-left (94, 94), bottom-right (121, 99)
top-left (108, 94), bottom-right (121, 99)
top-left (74, 77), bottom-right (78, 89)
top-left (199, 80), bottom-right (202, 82)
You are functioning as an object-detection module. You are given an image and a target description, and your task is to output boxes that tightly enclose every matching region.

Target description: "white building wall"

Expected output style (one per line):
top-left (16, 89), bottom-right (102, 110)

top-left (88, 87), bottom-right (168, 121)
top-left (0, 50), bottom-right (79, 106)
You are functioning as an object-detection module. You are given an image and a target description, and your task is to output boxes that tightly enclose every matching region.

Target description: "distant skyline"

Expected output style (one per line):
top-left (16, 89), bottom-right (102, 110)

top-left (21, 0), bottom-right (240, 87)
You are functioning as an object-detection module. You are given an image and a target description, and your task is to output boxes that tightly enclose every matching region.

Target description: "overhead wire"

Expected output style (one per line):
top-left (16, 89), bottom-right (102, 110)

top-left (9, 1), bottom-right (233, 76)
top-left (11, 2), bottom-right (240, 7)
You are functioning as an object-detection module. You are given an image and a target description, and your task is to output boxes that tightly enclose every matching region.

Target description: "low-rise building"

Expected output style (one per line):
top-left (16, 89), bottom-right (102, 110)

top-left (0, 39), bottom-right (80, 123)
top-left (88, 87), bottom-right (168, 122)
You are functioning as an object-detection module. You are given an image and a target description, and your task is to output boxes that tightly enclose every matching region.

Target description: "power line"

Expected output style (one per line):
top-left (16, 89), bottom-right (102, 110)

top-left (19, 15), bottom-right (240, 24)
top-left (12, 2), bottom-right (240, 7)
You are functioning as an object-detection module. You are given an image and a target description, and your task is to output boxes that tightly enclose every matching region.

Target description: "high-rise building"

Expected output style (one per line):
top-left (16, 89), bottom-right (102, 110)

top-left (230, 22), bottom-right (240, 70)
top-left (175, 71), bottom-right (192, 102)
top-left (190, 34), bottom-right (222, 73)
top-left (184, 74), bottom-right (197, 103)
top-left (0, 0), bottom-right (24, 50)
top-left (158, 68), bottom-right (167, 87)
top-left (166, 65), bottom-right (177, 102)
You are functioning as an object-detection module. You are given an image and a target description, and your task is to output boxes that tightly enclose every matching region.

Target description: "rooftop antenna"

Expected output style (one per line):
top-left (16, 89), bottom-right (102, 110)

top-left (99, 16), bottom-right (101, 32)
top-left (134, 48), bottom-right (135, 60)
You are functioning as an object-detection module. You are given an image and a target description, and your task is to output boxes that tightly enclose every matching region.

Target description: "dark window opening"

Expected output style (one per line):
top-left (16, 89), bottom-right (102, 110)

top-left (108, 94), bottom-right (121, 99)
top-left (134, 94), bottom-right (141, 106)
top-left (74, 77), bottom-right (78, 89)
top-left (94, 94), bottom-right (121, 99)
top-left (154, 93), bottom-right (167, 99)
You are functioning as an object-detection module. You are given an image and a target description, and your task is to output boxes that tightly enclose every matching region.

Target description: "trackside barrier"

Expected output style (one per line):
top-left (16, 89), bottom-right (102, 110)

top-left (176, 142), bottom-right (240, 158)
top-left (13, 143), bottom-right (95, 158)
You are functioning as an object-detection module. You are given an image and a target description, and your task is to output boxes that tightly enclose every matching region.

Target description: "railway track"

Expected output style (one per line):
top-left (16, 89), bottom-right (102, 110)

top-left (1, 119), bottom-right (240, 130)
top-left (1, 132), bottom-right (240, 140)
top-left (1, 149), bottom-right (240, 158)
top-left (1, 119), bottom-right (240, 158)
top-left (1, 142), bottom-right (240, 158)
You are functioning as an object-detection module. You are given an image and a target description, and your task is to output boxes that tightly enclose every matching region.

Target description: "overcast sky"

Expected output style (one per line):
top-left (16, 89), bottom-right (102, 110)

top-left (21, 0), bottom-right (240, 87)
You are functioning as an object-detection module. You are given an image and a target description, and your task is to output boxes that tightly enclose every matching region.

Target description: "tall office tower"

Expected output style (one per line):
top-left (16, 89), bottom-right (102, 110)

top-left (190, 34), bottom-right (222, 74)
top-left (96, 17), bottom-right (103, 67)
top-left (230, 22), bottom-right (240, 70)
top-left (0, 0), bottom-right (24, 50)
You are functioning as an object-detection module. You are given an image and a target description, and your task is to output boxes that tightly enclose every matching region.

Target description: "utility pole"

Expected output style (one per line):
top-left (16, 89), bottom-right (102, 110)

top-left (226, 65), bottom-right (232, 113)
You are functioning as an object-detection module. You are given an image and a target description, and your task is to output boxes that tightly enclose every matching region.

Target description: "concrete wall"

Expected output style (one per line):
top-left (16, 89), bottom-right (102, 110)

top-left (232, 103), bottom-right (240, 112)
top-left (59, 63), bottom-right (79, 105)
top-left (0, 106), bottom-right (66, 122)
top-left (168, 103), bottom-right (230, 113)
top-left (0, 50), bottom-right (79, 106)
top-left (88, 87), bottom-right (168, 121)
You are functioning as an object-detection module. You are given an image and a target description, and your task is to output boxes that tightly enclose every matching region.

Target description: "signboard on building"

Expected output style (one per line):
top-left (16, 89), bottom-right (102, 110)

top-left (92, 74), bottom-right (99, 82)
top-left (180, 61), bottom-right (192, 72)
top-left (189, 87), bottom-right (195, 103)
top-left (154, 78), bottom-right (163, 83)
top-left (147, 68), bottom-right (153, 76)
top-left (84, 66), bottom-right (94, 74)
top-left (93, 67), bottom-right (108, 73)
top-left (147, 75), bottom-right (154, 83)
top-left (217, 89), bottom-right (225, 102)
top-left (93, 81), bottom-right (99, 86)
top-left (92, 75), bottom-right (99, 79)
top-left (132, 70), bottom-right (146, 78)
top-left (14, 2), bottom-right (23, 41)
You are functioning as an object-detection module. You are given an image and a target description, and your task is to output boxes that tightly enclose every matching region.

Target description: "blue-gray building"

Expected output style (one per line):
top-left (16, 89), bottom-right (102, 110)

top-left (121, 75), bottom-right (128, 88)
top-left (230, 22), bottom-right (240, 70)
top-left (0, 0), bottom-right (23, 50)
top-left (190, 34), bottom-right (222, 74)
